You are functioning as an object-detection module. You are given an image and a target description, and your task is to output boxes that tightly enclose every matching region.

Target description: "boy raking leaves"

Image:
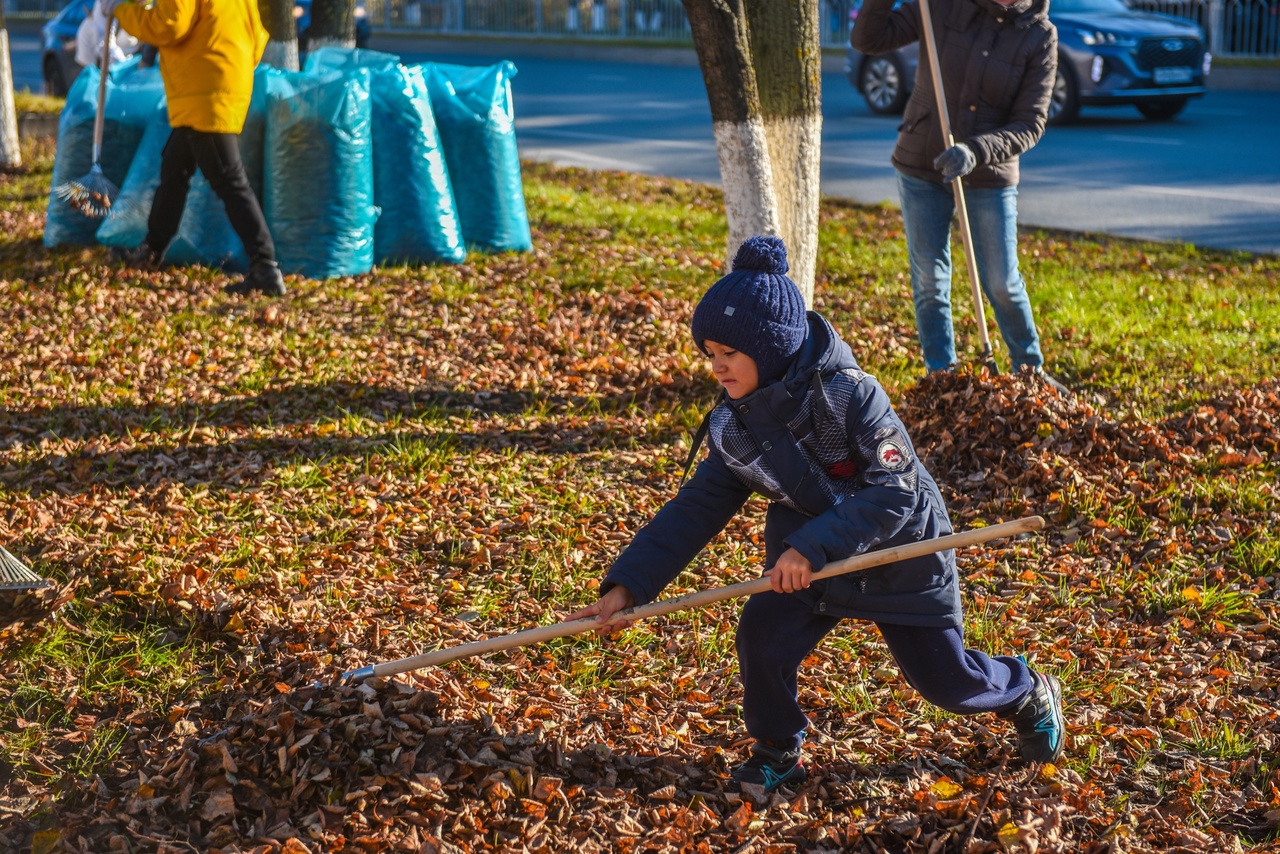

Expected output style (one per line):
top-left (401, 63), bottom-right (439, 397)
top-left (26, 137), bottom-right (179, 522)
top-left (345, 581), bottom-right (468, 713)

top-left (568, 235), bottom-right (1066, 792)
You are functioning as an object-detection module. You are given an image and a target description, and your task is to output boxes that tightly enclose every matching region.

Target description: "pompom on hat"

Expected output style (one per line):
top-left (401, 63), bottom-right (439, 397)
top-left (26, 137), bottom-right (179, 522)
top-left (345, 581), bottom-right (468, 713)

top-left (691, 235), bottom-right (808, 383)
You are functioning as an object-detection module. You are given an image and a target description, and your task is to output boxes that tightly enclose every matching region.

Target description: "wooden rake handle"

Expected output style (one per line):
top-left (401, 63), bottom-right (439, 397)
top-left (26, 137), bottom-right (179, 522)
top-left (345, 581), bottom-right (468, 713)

top-left (917, 0), bottom-right (995, 365)
top-left (92, 16), bottom-right (114, 162)
top-left (342, 515), bottom-right (1045, 682)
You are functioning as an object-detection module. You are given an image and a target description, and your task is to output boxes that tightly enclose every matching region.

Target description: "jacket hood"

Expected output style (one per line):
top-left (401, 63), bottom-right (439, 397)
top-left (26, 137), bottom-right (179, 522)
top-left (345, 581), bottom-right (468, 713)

top-left (784, 312), bottom-right (861, 385)
top-left (715, 313), bottom-right (861, 422)
top-left (970, 0), bottom-right (1049, 28)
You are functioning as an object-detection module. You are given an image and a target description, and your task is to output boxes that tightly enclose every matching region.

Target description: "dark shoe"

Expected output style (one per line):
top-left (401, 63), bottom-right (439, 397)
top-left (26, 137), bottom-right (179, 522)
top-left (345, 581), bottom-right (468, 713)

top-left (110, 243), bottom-right (161, 270)
top-left (730, 740), bottom-right (807, 793)
top-left (224, 261), bottom-right (286, 297)
top-left (999, 669), bottom-right (1066, 764)
top-left (1025, 366), bottom-right (1070, 396)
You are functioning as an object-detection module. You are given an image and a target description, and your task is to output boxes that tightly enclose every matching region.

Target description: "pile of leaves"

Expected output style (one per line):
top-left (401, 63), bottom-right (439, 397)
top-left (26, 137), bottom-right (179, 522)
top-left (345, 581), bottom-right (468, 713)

top-left (1, 157), bottom-right (1278, 853)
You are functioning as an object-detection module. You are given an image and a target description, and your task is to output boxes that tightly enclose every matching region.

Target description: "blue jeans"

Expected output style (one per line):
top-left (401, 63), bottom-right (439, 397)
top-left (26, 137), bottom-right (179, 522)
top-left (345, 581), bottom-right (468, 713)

top-left (896, 171), bottom-right (1044, 373)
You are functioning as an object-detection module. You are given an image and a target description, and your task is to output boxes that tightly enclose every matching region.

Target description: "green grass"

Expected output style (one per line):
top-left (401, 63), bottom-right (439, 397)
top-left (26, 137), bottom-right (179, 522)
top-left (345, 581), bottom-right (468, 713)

top-left (13, 91), bottom-right (64, 115)
top-left (1, 135), bottom-right (1279, 851)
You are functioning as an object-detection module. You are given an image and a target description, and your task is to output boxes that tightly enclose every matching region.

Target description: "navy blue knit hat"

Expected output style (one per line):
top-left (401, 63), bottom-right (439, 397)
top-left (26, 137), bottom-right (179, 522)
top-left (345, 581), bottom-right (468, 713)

top-left (691, 236), bottom-right (808, 383)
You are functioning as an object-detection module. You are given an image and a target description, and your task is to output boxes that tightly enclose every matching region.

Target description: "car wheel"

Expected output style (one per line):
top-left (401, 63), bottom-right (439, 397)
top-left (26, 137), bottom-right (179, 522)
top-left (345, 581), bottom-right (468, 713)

top-left (43, 55), bottom-right (68, 98)
top-left (859, 55), bottom-right (909, 115)
top-left (1046, 61), bottom-right (1079, 126)
top-left (1136, 97), bottom-right (1189, 121)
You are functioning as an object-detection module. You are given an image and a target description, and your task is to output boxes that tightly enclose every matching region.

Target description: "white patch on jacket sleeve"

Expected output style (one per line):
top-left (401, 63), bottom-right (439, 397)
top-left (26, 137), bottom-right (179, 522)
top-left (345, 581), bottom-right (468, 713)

top-left (876, 436), bottom-right (911, 471)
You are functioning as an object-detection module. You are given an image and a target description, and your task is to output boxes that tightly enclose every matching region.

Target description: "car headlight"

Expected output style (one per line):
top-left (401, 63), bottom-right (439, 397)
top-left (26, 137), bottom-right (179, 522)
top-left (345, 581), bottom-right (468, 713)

top-left (1075, 29), bottom-right (1136, 47)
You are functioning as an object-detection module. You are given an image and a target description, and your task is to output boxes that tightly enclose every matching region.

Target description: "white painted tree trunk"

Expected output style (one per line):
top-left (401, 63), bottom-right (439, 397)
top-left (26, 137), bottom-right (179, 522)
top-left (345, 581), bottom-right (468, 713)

top-left (683, 0), bottom-right (822, 305)
top-left (712, 118), bottom-right (780, 264)
top-left (262, 39), bottom-right (300, 71)
top-left (260, 0), bottom-right (301, 71)
top-left (762, 113), bottom-right (823, 303)
top-left (308, 35), bottom-right (356, 50)
top-left (0, 30), bottom-right (21, 171)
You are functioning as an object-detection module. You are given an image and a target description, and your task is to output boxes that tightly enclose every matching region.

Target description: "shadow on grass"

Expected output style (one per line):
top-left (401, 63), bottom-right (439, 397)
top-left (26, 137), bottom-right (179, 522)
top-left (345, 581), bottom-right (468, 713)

top-left (0, 379), bottom-right (705, 499)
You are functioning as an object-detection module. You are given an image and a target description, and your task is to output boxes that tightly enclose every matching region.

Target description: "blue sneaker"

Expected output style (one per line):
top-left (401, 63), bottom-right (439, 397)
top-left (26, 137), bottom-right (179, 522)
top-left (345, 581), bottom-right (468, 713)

top-left (1000, 669), bottom-right (1066, 763)
top-left (730, 741), bottom-right (807, 793)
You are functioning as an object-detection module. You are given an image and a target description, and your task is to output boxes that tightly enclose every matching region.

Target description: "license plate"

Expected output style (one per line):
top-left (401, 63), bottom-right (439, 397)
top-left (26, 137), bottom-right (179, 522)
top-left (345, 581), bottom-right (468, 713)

top-left (1154, 67), bottom-right (1193, 84)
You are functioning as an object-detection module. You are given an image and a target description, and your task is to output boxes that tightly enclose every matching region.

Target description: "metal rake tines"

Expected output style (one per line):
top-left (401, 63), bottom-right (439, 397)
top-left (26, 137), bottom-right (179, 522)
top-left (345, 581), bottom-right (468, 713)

top-left (0, 546), bottom-right (50, 591)
top-left (54, 166), bottom-right (119, 219)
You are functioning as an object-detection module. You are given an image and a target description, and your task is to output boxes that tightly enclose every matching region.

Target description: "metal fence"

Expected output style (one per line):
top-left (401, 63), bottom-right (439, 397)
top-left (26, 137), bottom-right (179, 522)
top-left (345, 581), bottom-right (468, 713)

top-left (4, 0), bottom-right (1275, 56)
top-left (361, 0), bottom-right (856, 48)
top-left (1130, 0), bottom-right (1278, 55)
top-left (366, 0), bottom-right (1275, 56)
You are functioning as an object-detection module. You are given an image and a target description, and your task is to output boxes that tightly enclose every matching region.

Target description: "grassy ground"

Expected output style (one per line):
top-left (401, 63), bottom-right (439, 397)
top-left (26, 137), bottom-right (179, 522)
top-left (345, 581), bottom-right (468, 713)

top-left (1, 132), bottom-right (1278, 852)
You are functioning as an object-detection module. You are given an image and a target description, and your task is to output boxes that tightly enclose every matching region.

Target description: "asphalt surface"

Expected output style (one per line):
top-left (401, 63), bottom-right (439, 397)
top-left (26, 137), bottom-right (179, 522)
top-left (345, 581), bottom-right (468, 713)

top-left (8, 26), bottom-right (1280, 256)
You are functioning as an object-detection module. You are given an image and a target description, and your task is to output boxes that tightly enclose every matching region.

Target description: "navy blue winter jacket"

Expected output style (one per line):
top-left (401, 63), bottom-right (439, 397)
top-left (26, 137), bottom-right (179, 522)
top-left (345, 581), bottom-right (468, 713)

top-left (602, 313), bottom-right (963, 628)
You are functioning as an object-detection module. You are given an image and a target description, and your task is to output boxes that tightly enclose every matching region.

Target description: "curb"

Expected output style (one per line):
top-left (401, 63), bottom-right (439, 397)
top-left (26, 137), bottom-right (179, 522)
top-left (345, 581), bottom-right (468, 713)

top-left (18, 112), bottom-right (59, 141)
top-left (369, 32), bottom-right (1279, 88)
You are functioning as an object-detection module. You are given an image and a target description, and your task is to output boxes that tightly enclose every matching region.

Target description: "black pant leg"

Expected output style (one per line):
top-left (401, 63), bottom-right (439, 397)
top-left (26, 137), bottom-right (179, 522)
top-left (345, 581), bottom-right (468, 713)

top-left (736, 589), bottom-right (841, 744)
top-left (145, 127), bottom-right (197, 254)
top-left (187, 130), bottom-right (277, 266)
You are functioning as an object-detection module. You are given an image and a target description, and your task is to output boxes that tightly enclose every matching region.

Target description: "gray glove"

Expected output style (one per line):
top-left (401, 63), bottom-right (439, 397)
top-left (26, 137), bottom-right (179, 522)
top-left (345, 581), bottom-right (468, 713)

top-left (933, 143), bottom-right (977, 183)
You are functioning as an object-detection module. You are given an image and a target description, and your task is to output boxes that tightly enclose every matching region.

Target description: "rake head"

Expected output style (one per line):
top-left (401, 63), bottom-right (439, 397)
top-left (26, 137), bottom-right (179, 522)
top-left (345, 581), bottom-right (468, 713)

top-left (0, 546), bottom-right (48, 592)
top-left (1, 546), bottom-right (76, 652)
top-left (54, 163), bottom-right (119, 219)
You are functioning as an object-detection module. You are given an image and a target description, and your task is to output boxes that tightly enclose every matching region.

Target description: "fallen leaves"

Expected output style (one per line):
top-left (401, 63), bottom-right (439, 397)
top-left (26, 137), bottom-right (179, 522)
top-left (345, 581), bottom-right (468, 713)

top-left (1, 163), bottom-right (1278, 854)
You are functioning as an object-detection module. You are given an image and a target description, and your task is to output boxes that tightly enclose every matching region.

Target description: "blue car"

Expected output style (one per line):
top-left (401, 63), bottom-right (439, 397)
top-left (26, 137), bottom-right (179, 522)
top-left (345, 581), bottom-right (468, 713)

top-left (40, 0), bottom-right (88, 97)
top-left (846, 0), bottom-right (1210, 124)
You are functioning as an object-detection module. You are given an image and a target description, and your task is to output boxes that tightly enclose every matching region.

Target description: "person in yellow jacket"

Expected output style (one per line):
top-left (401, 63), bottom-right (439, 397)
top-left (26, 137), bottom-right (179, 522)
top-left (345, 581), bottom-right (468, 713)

top-left (105, 0), bottom-right (285, 297)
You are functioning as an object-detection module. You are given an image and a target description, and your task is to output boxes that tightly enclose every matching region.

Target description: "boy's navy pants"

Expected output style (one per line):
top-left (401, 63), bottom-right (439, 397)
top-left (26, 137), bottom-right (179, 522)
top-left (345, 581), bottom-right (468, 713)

top-left (735, 588), bottom-right (1035, 747)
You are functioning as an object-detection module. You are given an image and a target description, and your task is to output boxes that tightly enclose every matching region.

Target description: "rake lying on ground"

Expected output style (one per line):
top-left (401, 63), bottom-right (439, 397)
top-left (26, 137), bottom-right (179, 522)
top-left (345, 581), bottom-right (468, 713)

top-left (0, 545), bottom-right (48, 593)
top-left (1, 546), bottom-right (75, 652)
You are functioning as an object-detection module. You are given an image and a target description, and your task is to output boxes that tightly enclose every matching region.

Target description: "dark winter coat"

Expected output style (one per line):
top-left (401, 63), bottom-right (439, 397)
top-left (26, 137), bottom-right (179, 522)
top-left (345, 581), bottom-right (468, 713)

top-left (602, 314), bottom-right (962, 628)
top-left (851, 0), bottom-right (1057, 188)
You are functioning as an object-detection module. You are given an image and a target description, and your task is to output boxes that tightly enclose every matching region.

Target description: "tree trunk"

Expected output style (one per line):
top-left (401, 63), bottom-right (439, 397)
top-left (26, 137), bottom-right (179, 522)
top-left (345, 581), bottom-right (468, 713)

top-left (745, 0), bottom-right (822, 302)
top-left (682, 0), bottom-right (822, 304)
top-left (309, 0), bottom-right (357, 49)
top-left (0, 2), bottom-right (20, 172)
top-left (260, 0), bottom-right (301, 70)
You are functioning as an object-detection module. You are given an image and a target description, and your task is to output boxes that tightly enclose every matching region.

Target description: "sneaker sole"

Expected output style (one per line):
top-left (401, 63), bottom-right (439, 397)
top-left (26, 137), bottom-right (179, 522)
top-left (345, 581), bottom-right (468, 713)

top-left (1035, 673), bottom-right (1067, 763)
top-left (732, 763), bottom-right (807, 794)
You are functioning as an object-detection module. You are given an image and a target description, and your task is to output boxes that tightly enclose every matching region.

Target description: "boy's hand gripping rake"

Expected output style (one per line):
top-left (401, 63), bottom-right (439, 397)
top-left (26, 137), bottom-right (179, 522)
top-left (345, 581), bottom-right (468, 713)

top-left (341, 515), bottom-right (1045, 683)
top-left (54, 18), bottom-right (119, 218)
top-left (918, 0), bottom-right (998, 375)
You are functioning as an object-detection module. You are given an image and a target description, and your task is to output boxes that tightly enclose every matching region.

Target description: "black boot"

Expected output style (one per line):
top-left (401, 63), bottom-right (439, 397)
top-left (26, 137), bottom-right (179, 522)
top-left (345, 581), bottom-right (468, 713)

top-left (109, 243), bottom-right (162, 270)
top-left (224, 260), bottom-right (286, 297)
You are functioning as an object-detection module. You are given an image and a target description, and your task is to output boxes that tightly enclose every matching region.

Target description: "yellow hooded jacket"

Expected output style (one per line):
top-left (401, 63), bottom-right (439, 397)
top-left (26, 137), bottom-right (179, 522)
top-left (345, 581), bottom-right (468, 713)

top-left (114, 0), bottom-right (268, 134)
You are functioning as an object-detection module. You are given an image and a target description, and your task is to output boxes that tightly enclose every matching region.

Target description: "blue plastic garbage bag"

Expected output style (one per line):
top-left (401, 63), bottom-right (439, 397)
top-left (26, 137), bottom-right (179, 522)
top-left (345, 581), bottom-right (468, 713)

top-left (94, 100), bottom-right (167, 252)
top-left (264, 66), bottom-right (377, 279)
top-left (97, 69), bottom-right (270, 271)
top-left (305, 47), bottom-right (465, 266)
top-left (422, 61), bottom-right (532, 253)
top-left (45, 55), bottom-right (165, 248)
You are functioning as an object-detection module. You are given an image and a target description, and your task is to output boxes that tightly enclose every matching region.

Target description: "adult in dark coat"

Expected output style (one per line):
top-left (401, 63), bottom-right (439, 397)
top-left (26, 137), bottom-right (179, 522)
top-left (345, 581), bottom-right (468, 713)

top-left (852, 0), bottom-right (1063, 384)
top-left (569, 236), bottom-right (1066, 794)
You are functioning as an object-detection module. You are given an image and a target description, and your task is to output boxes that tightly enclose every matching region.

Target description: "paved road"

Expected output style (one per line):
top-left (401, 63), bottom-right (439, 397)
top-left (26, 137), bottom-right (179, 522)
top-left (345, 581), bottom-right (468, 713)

top-left (10, 30), bottom-right (1279, 255)
top-left (427, 50), bottom-right (1280, 256)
